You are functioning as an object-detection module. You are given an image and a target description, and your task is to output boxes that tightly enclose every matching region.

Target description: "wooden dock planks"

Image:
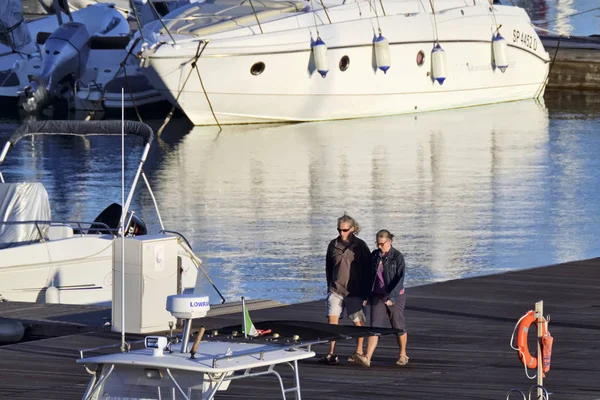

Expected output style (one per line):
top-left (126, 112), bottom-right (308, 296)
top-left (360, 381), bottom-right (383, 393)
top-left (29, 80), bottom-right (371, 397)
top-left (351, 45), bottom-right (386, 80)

top-left (1, 258), bottom-right (599, 399)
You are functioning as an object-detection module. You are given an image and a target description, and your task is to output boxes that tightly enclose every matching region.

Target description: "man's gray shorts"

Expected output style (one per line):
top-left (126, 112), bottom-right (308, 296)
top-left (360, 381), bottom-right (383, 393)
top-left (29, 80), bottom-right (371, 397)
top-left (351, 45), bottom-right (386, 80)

top-left (326, 291), bottom-right (366, 323)
top-left (369, 293), bottom-right (406, 333)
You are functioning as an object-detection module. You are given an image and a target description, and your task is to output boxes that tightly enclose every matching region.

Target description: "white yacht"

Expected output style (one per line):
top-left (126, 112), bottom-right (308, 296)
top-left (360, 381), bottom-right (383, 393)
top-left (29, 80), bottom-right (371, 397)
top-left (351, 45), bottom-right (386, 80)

top-left (132, 0), bottom-right (550, 125)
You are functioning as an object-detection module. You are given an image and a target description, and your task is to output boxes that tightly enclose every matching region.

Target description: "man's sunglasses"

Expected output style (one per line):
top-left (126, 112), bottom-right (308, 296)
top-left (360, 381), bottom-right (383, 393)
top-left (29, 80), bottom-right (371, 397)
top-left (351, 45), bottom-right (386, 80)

top-left (337, 228), bottom-right (351, 233)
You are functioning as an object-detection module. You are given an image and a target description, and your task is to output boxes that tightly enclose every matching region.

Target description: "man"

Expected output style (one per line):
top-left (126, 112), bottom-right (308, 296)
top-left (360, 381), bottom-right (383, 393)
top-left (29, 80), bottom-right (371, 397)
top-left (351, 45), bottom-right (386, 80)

top-left (319, 214), bottom-right (371, 365)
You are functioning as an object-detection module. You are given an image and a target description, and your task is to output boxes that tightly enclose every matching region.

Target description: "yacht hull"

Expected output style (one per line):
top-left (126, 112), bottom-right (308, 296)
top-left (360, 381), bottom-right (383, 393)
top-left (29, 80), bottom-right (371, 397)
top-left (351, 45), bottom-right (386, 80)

top-left (141, 2), bottom-right (550, 125)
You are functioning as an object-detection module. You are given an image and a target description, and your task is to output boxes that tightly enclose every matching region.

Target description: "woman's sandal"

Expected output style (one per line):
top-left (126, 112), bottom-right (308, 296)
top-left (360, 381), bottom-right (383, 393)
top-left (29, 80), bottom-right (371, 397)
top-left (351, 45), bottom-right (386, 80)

top-left (396, 355), bottom-right (409, 366)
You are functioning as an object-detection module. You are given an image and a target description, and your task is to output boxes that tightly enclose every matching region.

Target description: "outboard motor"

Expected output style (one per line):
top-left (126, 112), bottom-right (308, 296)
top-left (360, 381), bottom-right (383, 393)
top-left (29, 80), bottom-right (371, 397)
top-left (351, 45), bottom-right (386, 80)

top-left (87, 203), bottom-right (148, 236)
top-left (21, 22), bottom-right (91, 113)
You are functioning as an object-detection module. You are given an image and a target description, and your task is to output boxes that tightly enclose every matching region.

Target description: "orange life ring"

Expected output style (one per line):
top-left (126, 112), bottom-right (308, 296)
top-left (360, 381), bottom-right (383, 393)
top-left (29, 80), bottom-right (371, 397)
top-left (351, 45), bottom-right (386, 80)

top-left (516, 310), bottom-right (547, 370)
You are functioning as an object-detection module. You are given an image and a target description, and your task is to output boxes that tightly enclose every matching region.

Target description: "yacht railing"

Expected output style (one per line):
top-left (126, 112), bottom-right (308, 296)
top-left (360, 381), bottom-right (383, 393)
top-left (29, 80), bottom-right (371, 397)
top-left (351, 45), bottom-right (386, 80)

top-left (0, 220), bottom-right (116, 241)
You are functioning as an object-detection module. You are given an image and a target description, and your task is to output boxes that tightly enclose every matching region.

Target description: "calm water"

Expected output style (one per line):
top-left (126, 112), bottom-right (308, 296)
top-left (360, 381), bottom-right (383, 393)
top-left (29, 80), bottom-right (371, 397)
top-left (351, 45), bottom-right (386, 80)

top-left (516, 0), bottom-right (600, 37)
top-left (5, 0), bottom-right (600, 304)
top-left (1, 92), bottom-right (600, 304)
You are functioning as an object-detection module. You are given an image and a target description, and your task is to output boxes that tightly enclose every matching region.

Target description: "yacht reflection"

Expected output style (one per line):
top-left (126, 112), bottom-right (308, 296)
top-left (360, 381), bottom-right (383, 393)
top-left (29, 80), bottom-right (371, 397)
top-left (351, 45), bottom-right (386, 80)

top-left (149, 100), bottom-right (550, 302)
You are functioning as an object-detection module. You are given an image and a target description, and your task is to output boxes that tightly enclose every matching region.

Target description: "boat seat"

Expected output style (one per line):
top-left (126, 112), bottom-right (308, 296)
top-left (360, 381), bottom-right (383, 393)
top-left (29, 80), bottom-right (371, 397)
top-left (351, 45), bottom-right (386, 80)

top-left (46, 224), bottom-right (74, 240)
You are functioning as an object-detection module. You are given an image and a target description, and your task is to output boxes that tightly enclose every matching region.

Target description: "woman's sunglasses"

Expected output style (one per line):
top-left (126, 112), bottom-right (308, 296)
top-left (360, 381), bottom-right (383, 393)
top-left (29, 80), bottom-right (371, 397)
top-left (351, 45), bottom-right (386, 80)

top-left (337, 228), bottom-right (351, 233)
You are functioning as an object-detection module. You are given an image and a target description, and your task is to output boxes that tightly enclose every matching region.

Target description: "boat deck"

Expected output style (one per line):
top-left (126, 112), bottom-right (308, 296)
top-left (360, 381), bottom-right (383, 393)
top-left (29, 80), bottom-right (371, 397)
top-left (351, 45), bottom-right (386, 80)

top-left (1, 258), bottom-right (599, 399)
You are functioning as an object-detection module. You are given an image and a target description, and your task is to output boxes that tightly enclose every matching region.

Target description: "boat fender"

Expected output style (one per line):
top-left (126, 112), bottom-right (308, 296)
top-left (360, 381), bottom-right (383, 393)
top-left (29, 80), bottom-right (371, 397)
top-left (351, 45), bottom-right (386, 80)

top-left (0, 318), bottom-right (25, 344)
top-left (312, 37), bottom-right (329, 78)
top-left (373, 33), bottom-right (391, 74)
top-left (492, 33), bottom-right (509, 72)
top-left (45, 286), bottom-right (60, 304)
top-left (431, 43), bottom-right (447, 85)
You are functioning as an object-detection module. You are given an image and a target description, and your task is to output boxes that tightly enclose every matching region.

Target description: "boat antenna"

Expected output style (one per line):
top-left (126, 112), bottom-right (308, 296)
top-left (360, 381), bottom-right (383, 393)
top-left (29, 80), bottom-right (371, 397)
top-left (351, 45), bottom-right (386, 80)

top-left (120, 87), bottom-right (128, 352)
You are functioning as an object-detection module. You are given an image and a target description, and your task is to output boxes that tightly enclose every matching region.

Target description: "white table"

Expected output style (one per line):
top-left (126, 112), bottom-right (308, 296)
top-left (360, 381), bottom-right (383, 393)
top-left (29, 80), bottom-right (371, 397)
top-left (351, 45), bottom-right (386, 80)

top-left (78, 340), bottom-right (316, 400)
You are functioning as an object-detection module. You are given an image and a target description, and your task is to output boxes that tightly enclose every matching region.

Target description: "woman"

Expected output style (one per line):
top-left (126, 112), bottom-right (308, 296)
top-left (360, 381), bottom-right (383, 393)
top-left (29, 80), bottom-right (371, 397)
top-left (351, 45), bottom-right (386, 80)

top-left (356, 229), bottom-right (408, 367)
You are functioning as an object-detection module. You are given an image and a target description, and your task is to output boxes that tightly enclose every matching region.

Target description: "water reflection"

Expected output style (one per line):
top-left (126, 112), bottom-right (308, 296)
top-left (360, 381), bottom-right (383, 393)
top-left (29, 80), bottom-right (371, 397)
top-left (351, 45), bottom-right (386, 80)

top-left (1, 97), bottom-right (600, 304)
top-left (139, 98), bottom-right (585, 303)
top-left (520, 0), bottom-right (599, 37)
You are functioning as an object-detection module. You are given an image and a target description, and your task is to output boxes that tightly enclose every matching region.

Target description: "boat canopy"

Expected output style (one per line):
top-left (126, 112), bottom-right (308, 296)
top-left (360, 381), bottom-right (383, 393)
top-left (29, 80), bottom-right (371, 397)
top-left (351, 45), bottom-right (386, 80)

top-left (159, 0), bottom-right (308, 37)
top-left (0, 182), bottom-right (51, 249)
top-left (7, 120), bottom-right (154, 147)
top-left (0, 0), bottom-right (31, 51)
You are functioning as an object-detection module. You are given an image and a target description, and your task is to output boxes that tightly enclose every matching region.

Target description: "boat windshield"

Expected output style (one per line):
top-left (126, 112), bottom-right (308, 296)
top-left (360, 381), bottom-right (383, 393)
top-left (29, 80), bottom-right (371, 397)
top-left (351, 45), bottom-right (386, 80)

top-left (157, 0), bottom-right (307, 37)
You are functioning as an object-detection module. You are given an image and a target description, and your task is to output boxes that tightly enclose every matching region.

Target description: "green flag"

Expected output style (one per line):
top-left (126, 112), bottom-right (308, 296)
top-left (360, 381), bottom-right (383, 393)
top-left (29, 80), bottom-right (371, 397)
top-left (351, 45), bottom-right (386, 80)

top-left (243, 302), bottom-right (258, 337)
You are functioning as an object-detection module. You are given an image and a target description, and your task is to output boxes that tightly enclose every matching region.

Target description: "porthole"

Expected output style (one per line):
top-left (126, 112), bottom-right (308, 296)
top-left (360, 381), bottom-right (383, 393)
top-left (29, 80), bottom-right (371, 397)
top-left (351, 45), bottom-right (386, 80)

top-left (251, 62), bottom-right (265, 76)
top-left (416, 51), bottom-right (425, 67)
top-left (339, 55), bottom-right (350, 71)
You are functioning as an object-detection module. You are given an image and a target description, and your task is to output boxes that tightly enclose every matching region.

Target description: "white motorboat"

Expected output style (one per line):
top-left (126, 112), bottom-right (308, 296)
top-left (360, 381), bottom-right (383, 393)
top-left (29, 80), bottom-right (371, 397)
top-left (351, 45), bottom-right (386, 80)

top-left (133, 0), bottom-right (550, 125)
top-left (0, 120), bottom-right (223, 306)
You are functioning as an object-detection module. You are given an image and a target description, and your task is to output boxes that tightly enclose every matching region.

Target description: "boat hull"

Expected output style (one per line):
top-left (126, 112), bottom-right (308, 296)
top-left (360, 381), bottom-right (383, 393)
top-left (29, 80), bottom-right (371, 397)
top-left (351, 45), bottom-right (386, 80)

top-left (141, 3), bottom-right (550, 125)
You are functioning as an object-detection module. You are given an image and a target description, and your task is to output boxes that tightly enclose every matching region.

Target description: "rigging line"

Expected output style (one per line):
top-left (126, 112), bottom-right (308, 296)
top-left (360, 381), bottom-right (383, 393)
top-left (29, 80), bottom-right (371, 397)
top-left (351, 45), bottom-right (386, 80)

top-left (373, 0), bottom-right (381, 33)
top-left (537, 34), bottom-right (563, 99)
top-left (317, 0), bottom-right (332, 24)
top-left (128, 0), bottom-right (145, 42)
top-left (84, 37), bottom-right (141, 121)
top-left (490, 0), bottom-right (500, 33)
top-left (193, 49), bottom-right (222, 131)
top-left (148, 0), bottom-right (177, 45)
top-left (156, 40), bottom-right (206, 137)
top-left (310, 0), bottom-right (320, 37)
top-left (429, 0), bottom-right (439, 43)
top-left (378, 0), bottom-right (387, 17)
top-left (247, 0), bottom-right (264, 34)
top-left (540, 6), bottom-right (600, 25)
top-left (122, 66), bottom-right (144, 123)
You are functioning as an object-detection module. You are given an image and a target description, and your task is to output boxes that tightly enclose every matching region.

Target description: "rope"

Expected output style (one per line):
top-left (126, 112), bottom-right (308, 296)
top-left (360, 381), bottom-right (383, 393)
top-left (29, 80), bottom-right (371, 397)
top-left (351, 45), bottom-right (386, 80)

top-left (128, 0), bottom-right (145, 43)
top-left (509, 313), bottom-right (538, 380)
top-left (536, 34), bottom-right (563, 98)
top-left (310, 0), bottom-right (321, 37)
top-left (428, 0), bottom-right (440, 44)
top-left (317, 0), bottom-right (332, 24)
top-left (193, 54), bottom-right (222, 131)
top-left (539, 6), bottom-right (600, 26)
top-left (122, 65), bottom-right (144, 123)
top-left (148, 0), bottom-right (177, 44)
top-left (156, 40), bottom-right (210, 136)
top-left (378, 0), bottom-right (387, 17)
top-left (83, 38), bottom-right (141, 121)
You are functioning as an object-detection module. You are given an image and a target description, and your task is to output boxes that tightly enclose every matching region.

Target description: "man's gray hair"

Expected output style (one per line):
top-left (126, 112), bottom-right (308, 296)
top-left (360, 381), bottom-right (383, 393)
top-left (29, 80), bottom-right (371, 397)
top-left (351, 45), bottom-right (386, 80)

top-left (337, 213), bottom-right (361, 235)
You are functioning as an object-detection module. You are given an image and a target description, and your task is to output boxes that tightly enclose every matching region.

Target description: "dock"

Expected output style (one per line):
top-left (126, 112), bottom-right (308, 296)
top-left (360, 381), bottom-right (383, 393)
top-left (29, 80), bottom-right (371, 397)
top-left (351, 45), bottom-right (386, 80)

top-left (542, 35), bottom-right (600, 91)
top-left (1, 258), bottom-right (599, 399)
